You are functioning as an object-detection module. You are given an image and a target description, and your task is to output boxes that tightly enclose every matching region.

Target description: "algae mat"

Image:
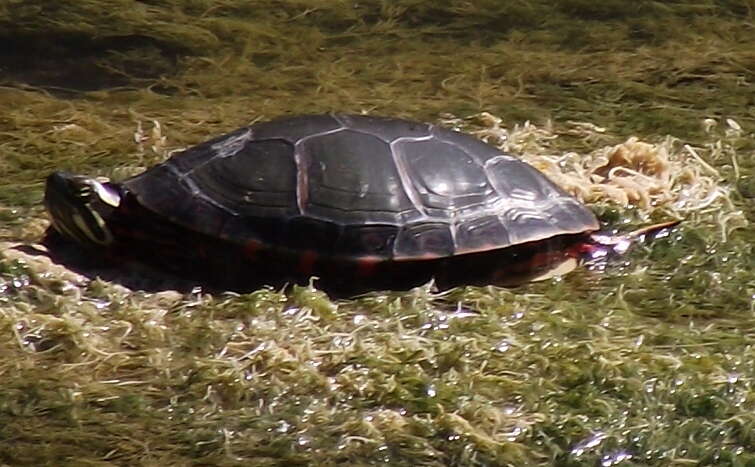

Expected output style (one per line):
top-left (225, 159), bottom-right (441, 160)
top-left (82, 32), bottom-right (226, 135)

top-left (1, 1), bottom-right (754, 465)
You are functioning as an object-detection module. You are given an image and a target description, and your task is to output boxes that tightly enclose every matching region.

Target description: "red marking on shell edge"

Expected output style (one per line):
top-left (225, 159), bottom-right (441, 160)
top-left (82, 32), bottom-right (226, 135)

top-left (243, 239), bottom-right (263, 260)
top-left (356, 256), bottom-right (382, 277)
top-left (575, 242), bottom-right (599, 256)
top-left (298, 250), bottom-right (319, 275)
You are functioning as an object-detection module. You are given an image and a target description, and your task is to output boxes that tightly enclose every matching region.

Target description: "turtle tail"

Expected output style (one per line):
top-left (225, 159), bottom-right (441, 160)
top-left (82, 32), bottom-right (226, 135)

top-left (623, 219), bottom-right (682, 241)
top-left (588, 219), bottom-right (681, 257)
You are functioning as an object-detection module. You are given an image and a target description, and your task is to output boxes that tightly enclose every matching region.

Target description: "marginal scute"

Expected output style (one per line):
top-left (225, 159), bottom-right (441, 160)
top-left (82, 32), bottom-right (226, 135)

top-left (221, 215), bottom-right (284, 245)
top-left (286, 216), bottom-right (341, 252)
top-left (339, 224), bottom-right (399, 256)
top-left (455, 215), bottom-right (511, 251)
top-left (394, 222), bottom-right (454, 258)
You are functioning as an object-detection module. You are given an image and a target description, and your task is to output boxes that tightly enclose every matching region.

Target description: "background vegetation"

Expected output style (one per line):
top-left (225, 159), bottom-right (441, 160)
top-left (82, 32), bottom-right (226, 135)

top-left (0, 0), bottom-right (753, 465)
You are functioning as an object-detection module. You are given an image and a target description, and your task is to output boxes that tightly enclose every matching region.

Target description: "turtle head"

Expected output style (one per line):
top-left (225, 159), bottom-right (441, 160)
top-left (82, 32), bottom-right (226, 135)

top-left (44, 171), bottom-right (122, 247)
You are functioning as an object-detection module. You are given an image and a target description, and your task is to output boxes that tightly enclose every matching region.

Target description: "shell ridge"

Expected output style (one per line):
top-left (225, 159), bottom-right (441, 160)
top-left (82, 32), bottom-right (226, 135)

top-left (293, 144), bottom-right (308, 215)
top-left (483, 155), bottom-right (519, 201)
top-left (388, 140), bottom-right (428, 218)
top-left (183, 128), bottom-right (254, 177)
top-left (388, 139), bottom-right (435, 258)
top-left (393, 135), bottom-right (434, 144)
top-left (292, 124), bottom-right (349, 215)
top-left (163, 161), bottom-right (237, 216)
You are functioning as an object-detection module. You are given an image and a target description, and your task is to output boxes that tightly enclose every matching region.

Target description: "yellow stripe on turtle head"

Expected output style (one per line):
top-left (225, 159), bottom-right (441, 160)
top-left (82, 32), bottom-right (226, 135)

top-left (71, 209), bottom-right (114, 246)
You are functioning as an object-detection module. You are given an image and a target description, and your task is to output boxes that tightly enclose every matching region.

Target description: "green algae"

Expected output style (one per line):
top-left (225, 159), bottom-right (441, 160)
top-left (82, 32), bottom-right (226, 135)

top-left (1, 0), bottom-right (754, 465)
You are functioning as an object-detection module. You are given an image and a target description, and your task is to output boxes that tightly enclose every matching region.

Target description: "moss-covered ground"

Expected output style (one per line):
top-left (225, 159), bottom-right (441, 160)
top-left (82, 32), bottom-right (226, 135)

top-left (1, 1), bottom-right (753, 465)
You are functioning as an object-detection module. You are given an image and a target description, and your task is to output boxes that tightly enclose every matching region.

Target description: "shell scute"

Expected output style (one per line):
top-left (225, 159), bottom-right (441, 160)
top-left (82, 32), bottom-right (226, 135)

top-left (401, 138), bottom-right (493, 213)
top-left (191, 138), bottom-right (298, 215)
top-left (303, 130), bottom-right (416, 223)
top-left (394, 222), bottom-right (455, 258)
top-left (339, 224), bottom-right (399, 257)
top-left (455, 215), bottom-right (511, 251)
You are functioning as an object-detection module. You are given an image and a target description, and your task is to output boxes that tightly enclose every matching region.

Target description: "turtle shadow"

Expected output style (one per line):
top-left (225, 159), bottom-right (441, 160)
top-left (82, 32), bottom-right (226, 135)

top-left (17, 233), bottom-right (214, 294)
top-left (23, 229), bottom-right (409, 297)
top-left (17, 230), bottom-right (574, 299)
top-left (25, 230), bottom-right (354, 296)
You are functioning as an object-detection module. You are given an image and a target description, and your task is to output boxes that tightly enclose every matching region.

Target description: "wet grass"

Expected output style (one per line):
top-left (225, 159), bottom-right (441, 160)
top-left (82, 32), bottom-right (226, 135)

top-left (1, 0), bottom-right (754, 465)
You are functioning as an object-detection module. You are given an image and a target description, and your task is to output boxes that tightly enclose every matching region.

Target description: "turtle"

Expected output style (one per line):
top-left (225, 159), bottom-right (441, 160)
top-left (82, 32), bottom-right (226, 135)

top-left (43, 113), bottom-right (678, 294)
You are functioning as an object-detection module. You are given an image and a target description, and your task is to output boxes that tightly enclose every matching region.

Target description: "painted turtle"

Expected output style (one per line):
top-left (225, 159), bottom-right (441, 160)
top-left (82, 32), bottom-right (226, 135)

top-left (44, 113), bottom-right (677, 294)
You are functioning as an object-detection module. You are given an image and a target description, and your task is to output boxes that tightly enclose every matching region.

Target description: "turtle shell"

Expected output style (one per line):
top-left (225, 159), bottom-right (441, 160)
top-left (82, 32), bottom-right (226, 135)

top-left (123, 114), bottom-right (598, 263)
